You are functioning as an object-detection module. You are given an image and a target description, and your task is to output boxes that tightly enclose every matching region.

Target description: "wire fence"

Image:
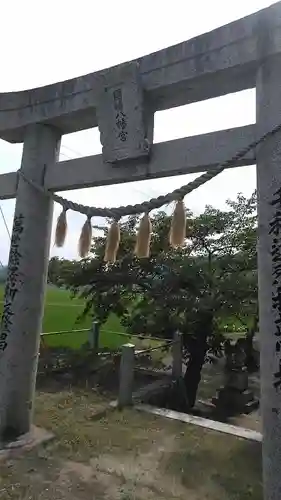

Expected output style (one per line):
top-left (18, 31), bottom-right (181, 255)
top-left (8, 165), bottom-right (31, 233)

top-left (40, 324), bottom-right (175, 355)
top-left (41, 327), bottom-right (172, 343)
top-left (41, 328), bottom-right (88, 336)
top-left (93, 340), bottom-right (174, 360)
top-left (38, 324), bottom-right (180, 379)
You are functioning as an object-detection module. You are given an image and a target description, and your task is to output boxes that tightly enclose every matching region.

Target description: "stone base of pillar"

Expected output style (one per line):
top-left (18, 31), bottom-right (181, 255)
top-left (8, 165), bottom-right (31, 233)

top-left (0, 426), bottom-right (54, 461)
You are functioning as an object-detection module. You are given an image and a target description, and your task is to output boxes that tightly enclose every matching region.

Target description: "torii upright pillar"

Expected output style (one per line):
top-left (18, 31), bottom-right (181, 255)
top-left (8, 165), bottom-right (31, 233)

top-left (256, 52), bottom-right (281, 499)
top-left (0, 124), bottom-right (61, 440)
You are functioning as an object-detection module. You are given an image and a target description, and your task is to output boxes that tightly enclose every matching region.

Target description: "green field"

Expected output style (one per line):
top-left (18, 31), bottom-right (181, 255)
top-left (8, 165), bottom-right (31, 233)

top-left (0, 284), bottom-right (130, 350)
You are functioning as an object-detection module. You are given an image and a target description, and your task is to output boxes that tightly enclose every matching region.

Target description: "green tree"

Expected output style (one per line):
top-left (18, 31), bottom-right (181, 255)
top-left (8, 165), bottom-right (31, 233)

top-left (48, 257), bottom-right (82, 287)
top-left (64, 192), bottom-right (258, 408)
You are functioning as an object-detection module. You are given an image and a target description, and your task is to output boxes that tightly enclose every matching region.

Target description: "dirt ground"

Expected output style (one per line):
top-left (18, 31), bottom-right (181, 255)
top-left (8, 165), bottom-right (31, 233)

top-left (0, 385), bottom-right (262, 500)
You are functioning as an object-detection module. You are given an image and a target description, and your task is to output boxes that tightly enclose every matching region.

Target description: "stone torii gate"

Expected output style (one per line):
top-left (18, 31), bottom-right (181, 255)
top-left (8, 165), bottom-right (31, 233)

top-left (0, 3), bottom-right (281, 498)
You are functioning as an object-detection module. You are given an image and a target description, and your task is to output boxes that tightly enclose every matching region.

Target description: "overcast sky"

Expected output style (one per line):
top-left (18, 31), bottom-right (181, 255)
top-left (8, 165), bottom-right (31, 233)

top-left (0, 0), bottom-right (274, 263)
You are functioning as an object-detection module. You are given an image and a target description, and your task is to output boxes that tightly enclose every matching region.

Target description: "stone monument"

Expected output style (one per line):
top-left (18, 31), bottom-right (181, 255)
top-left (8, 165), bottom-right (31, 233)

top-left (212, 338), bottom-right (258, 415)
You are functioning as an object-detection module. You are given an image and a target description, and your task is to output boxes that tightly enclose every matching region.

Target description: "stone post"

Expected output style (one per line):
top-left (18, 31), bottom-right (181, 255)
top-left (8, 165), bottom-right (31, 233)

top-left (0, 124), bottom-right (61, 440)
top-left (118, 343), bottom-right (135, 408)
top-left (89, 321), bottom-right (100, 352)
top-left (256, 51), bottom-right (281, 498)
top-left (172, 331), bottom-right (183, 379)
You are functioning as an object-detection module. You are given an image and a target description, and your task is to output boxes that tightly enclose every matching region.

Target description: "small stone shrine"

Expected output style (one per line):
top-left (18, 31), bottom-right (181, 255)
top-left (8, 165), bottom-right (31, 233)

top-left (212, 338), bottom-right (258, 415)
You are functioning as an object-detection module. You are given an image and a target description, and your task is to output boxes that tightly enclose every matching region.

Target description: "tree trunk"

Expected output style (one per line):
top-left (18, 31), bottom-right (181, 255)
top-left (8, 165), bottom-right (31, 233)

top-left (183, 333), bottom-right (208, 408)
top-left (183, 311), bottom-right (213, 408)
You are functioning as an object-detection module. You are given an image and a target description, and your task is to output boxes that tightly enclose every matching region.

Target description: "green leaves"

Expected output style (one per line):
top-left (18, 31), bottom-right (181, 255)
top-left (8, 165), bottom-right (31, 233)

top-left (49, 191), bottom-right (258, 350)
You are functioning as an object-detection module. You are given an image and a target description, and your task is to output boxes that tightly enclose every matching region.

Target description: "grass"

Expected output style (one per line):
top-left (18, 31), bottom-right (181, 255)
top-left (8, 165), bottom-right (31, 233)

top-left (0, 284), bottom-right (130, 350)
top-left (0, 283), bottom-right (246, 352)
top-left (0, 387), bottom-right (262, 499)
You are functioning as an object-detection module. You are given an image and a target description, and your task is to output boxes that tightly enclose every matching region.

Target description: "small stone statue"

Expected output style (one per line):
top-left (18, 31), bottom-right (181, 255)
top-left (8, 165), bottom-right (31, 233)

top-left (224, 338), bottom-right (247, 371)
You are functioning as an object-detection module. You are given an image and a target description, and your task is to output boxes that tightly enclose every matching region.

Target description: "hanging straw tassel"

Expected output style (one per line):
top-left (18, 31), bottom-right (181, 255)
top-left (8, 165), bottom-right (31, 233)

top-left (78, 216), bottom-right (92, 258)
top-left (135, 213), bottom-right (152, 258)
top-left (169, 199), bottom-right (186, 248)
top-left (55, 208), bottom-right (68, 247)
top-left (104, 220), bottom-right (120, 263)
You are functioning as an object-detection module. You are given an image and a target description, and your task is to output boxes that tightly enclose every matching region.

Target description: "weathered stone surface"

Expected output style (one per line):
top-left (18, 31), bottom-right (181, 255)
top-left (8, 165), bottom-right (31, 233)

top-left (214, 388), bottom-right (254, 410)
top-left (0, 426), bottom-right (54, 461)
top-left (96, 62), bottom-right (150, 164)
top-left (0, 124), bottom-right (256, 201)
top-left (0, 125), bottom-right (60, 437)
top-left (256, 47), bottom-right (281, 500)
top-left (225, 370), bottom-right (249, 391)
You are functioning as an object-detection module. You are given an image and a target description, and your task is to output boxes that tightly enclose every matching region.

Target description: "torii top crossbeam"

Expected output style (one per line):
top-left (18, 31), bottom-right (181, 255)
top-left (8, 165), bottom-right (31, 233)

top-left (0, 2), bottom-right (280, 143)
top-left (0, 2), bottom-right (280, 199)
top-left (0, 4), bottom-right (281, 500)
